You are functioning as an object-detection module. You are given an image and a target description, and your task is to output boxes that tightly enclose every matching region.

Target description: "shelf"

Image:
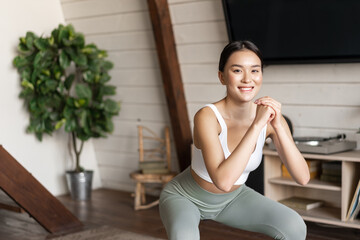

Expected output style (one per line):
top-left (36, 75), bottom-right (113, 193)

top-left (346, 219), bottom-right (360, 229)
top-left (263, 147), bottom-right (360, 162)
top-left (269, 177), bottom-right (342, 191)
top-left (293, 206), bottom-right (360, 229)
top-left (264, 148), bottom-right (360, 229)
top-left (296, 205), bottom-right (340, 221)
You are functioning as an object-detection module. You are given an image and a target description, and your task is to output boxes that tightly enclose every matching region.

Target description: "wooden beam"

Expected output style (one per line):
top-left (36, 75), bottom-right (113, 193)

top-left (147, 0), bottom-right (192, 171)
top-left (0, 190), bottom-right (25, 213)
top-left (0, 146), bottom-right (82, 233)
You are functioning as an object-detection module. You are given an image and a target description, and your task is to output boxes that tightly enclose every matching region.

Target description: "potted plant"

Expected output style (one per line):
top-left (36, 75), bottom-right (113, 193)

top-left (13, 24), bottom-right (120, 200)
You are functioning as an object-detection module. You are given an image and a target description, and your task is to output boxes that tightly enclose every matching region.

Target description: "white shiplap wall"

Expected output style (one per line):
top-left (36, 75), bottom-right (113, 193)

top-left (60, 0), bottom-right (177, 192)
top-left (61, 0), bottom-right (360, 192)
top-left (169, 0), bottom-right (229, 126)
top-left (169, 0), bottom-right (360, 141)
top-left (259, 64), bottom-right (360, 139)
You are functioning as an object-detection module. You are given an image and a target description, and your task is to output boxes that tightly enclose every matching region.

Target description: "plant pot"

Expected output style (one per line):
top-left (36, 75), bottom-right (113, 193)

top-left (66, 170), bottom-right (93, 201)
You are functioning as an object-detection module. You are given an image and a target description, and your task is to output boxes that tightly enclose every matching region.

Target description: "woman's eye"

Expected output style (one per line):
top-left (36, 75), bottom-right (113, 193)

top-left (252, 69), bottom-right (259, 73)
top-left (234, 69), bottom-right (241, 73)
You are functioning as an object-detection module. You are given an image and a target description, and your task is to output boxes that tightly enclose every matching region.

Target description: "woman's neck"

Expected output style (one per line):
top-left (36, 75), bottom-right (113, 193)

top-left (220, 97), bottom-right (256, 121)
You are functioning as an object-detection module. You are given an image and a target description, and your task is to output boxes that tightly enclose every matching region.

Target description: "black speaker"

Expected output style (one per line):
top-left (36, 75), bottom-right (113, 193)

top-left (246, 156), bottom-right (264, 194)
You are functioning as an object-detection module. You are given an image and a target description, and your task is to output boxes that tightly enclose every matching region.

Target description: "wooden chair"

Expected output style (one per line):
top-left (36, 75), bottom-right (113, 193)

top-left (130, 125), bottom-right (177, 210)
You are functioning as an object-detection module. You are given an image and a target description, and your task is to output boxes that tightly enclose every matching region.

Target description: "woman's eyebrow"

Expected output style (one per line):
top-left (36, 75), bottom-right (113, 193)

top-left (230, 64), bottom-right (261, 68)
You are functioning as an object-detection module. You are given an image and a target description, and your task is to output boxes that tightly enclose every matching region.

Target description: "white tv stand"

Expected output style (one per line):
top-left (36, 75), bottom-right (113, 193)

top-left (263, 147), bottom-right (360, 229)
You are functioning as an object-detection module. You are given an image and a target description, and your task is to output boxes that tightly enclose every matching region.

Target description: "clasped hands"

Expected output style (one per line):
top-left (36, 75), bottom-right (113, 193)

top-left (254, 96), bottom-right (282, 128)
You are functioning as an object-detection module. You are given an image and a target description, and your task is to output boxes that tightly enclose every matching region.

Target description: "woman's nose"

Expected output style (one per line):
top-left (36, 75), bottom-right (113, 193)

top-left (241, 72), bottom-right (251, 83)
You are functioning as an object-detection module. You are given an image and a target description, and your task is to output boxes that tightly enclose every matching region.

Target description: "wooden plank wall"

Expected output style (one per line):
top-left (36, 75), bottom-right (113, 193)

top-left (61, 0), bottom-right (360, 192)
top-left (169, 0), bottom-right (360, 140)
top-left (169, 0), bottom-right (229, 131)
top-left (60, 0), bottom-right (177, 192)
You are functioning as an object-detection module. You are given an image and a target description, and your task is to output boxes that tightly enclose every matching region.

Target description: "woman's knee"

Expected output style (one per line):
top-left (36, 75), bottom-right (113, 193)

top-left (263, 205), bottom-right (307, 240)
top-left (281, 210), bottom-right (307, 240)
top-left (167, 221), bottom-right (200, 240)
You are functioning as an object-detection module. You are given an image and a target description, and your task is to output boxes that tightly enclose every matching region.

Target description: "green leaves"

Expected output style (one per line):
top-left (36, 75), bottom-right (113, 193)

top-left (75, 84), bottom-right (92, 100)
top-left (64, 74), bottom-right (75, 90)
top-left (58, 24), bottom-right (70, 45)
top-left (21, 80), bottom-right (34, 90)
top-left (13, 24), bottom-right (119, 168)
top-left (45, 79), bottom-right (58, 91)
top-left (101, 61), bottom-right (113, 71)
top-left (104, 99), bottom-right (120, 114)
top-left (59, 50), bottom-right (70, 69)
top-left (55, 118), bottom-right (66, 130)
top-left (33, 49), bottom-right (54, 69)
top-left (25, 32), bottom-right (37, 50)
top-left (83, 70), bottom-right (95, 83)
top-left (13, 56), bottom-right (29, 69)
top-left (34, 38), bottom-right (49, 51)
top-left (101, 85), bottom-right (116, 95)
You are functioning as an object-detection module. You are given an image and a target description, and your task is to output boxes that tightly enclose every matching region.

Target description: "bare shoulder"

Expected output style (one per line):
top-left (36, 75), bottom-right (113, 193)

top-left (194, 106), bottom-right (216, 123)
top-left (193, 106), bottom-right (220, 148)
top-left (194, 106), bottom-right (219, 133)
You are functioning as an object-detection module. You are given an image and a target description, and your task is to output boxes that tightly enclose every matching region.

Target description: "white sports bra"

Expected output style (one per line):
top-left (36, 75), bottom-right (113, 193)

top-left (191, 104), bottom-right (267, 185)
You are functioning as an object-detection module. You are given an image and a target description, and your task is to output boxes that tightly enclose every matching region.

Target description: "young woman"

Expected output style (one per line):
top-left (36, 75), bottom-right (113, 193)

top-left (159, 41), bottom-right (310, 240)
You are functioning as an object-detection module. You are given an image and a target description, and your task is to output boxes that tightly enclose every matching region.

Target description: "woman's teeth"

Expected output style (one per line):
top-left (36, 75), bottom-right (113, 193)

top-left (239, 87), bottom-right (253, 91)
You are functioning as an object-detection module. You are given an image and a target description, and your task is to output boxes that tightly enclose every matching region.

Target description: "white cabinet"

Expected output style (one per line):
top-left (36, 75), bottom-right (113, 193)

top-left (263, 148), bottom-right (360, 229)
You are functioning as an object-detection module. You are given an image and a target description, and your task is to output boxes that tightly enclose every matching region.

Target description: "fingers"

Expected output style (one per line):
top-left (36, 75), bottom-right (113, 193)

top-left (264, 101), bottom-right (281, 115)
top-left (256, 104), bottom-right (275, 124)
top-left (255, 97), bottom-right (281, 109)
top-left (255, 97), bottom-right (282, 126)
top-left (267, 106), bottom-right (275, 123)
top-left (254, 97), bottom-right (281, 114)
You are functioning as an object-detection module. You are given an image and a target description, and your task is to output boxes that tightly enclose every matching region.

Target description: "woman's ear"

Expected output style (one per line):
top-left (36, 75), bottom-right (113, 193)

top-left (218, 71), bottom-right (226, 85)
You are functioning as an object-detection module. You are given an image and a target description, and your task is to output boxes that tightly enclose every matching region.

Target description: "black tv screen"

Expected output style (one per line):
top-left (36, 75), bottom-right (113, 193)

top-left (222, 0), bottom-right (360, 64)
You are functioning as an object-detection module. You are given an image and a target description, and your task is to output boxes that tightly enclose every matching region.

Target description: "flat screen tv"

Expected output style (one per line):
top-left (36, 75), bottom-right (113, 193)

top-left (222, 0), bottom-right (360, 64)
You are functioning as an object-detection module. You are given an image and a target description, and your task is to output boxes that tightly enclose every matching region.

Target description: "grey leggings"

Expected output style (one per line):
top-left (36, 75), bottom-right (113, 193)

top-left (159, 167), bottom-right (306, 240)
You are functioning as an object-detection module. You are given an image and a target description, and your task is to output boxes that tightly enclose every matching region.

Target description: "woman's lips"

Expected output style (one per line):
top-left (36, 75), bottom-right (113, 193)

top-left (238, 86), bottom-right (254, 92)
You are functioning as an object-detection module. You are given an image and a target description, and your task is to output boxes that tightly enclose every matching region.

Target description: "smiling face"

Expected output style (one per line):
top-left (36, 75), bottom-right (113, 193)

top-left (218, 49), bottom-right (263, 103)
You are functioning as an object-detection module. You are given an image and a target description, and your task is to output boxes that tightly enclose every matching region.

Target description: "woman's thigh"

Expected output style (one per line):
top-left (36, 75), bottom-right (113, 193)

top-left (214, 186), bottom-right (307, 240)
top-left (159, 191), bottom-right (201, 240)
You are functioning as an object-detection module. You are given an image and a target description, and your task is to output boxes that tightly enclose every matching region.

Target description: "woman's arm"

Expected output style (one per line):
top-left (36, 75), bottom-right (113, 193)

top-left (255, 97), bottom-right (310, 185)
top-left (194, 104), bottom-right (274, 192)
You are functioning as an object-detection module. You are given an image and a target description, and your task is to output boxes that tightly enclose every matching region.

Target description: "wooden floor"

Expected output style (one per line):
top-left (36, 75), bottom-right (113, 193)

top-left (0, 188), bottom-right (359, 240)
